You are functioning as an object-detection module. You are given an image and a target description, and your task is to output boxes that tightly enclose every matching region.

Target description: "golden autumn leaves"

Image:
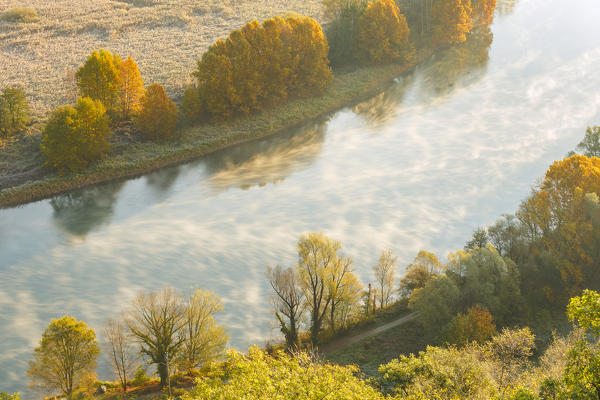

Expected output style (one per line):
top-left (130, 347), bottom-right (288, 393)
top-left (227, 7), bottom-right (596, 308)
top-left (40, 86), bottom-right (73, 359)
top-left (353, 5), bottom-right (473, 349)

top-left (42, 50), bottom-right (178, 172)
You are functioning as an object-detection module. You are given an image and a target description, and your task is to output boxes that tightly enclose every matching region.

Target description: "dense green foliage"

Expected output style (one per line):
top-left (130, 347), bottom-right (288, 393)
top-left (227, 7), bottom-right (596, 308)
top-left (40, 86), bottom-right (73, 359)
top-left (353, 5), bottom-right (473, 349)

top-left (40, 97), bottom-right (111, 173)
top-left (189, 347), bottom-right (386, 400)
top-left (0, 86), bottom-right (29, 138)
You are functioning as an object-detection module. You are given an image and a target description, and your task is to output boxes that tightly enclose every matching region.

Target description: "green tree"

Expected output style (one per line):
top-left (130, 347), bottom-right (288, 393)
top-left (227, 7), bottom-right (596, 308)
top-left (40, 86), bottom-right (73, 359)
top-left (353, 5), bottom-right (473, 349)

top-left (379, 345), bottom-right (496, 399)
top-left (135, 83), bottom-right (178, 141)
top-left (177, 289), bottom-right (229, 374)
top-left (126, 287), bottom-right (185, 388)
top-left (464, 227), bottom-right (489, 250)
top-left (41, 97), bottom-right (112, 173)
top-left (373, 249), bottom-right (396, 307)
top-left (447, 244), bottom-right (522, 325)
top-left (0, 393), bottom-right (20, 400)
top-left (563, 340), bottom-right (600, 399)
top-left (0, 86), bottom-right (29, 137)
top-left (27, 316), bottom-right (100, 397)
top-left (567, 289), bottom-right (600, 338)
top-left (323, 0), bottom-right (368, 67)
top-left (76, 50), bottom-right (122, 112)
top-left (409, 275), bottom-right (460, 340)
top-left (356, 0), bottom-right (414, 65)
top-left (189, 347), bottom-right (386, 399)
top-left (576, 126), bottom-right (600, 158)
top-left (180, 85), bottom-right (203, 125)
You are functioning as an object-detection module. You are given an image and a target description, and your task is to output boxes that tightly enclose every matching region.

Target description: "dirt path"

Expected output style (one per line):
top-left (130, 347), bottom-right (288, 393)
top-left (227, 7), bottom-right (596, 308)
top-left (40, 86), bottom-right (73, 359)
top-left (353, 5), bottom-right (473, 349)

top-left (320, 312), bottom-right (419, 355)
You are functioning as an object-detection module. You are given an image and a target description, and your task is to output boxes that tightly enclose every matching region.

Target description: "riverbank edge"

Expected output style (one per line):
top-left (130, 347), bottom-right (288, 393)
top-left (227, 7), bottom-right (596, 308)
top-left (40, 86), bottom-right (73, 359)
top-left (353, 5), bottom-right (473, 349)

top-left (0, 52), bottom-right (432, 209)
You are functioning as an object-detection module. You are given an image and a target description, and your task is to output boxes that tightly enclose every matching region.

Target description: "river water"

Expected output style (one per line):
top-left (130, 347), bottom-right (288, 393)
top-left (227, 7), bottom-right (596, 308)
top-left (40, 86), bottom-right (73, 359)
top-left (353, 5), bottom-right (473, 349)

top-left (2, 0), bottom-right (600, 395)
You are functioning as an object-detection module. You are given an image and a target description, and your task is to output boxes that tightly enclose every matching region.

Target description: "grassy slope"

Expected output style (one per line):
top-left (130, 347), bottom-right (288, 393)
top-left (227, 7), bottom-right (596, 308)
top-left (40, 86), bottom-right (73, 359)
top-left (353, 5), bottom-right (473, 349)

top-left (326, 319), bottom-right (427, 377)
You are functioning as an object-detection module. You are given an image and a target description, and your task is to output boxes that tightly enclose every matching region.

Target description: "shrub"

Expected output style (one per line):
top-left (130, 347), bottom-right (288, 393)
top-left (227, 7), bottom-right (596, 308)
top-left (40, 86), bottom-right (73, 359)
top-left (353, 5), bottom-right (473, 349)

top-left (0, 8), bottom-right (39, 23)
top-left (41, 97), bottom-right (112, 173)
top-left (76, 50), bottom-right (122, 112)
top-left (135, 83), bottom-right (178, 141)
top-left (0, 86), bottom-right (30, 137)
top-left (195, 15), bottom-right (332, 120)
top-left (355, 0), bottom-right (414, 65)
top-left (132, 366), bottom-right (150, 386)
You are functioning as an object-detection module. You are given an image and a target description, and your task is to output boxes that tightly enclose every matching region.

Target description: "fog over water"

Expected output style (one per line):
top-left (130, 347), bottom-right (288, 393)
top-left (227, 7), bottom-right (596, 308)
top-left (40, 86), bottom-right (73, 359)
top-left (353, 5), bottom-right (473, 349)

top-left (2, 0), bottom-right (600, 395)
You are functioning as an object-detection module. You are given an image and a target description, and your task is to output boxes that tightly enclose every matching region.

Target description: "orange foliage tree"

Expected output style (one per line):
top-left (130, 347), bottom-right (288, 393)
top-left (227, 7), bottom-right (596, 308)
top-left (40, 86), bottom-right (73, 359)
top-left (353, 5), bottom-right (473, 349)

top-left (194, 15), bottom-right (332, 120)
top-left (355, 0), bottom-right (414, 65)
top-left (472, 0), bottom-right (497, 24)
top-left (135, 83), bottom-right (178, 142)
top-left (444, 305), bottom-right (497, 346)
top-left (431, 0), bottom-right (473, 46)
top-left (119, 56), bottom-right (145, 118)
top-left (41, 97), bottom-right (111, 173)
top-left (518, 155), bottom-right (600, 299)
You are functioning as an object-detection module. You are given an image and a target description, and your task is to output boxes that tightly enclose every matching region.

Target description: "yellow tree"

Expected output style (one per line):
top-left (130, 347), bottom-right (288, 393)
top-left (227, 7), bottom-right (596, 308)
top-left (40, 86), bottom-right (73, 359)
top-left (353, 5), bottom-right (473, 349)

top-left (119, 56), bottom-right (145, 118)
top-left (431, 0), bottom-right (473, 45)
top-left (356, 0), bottom-right (415, 65)
top-left (296, 232), bottom-right (342, 344)
top-left (194, 40), bottom-right (237, 120)
top-left (76, 50), bottom-right (122, 112)
top-left (373, 249), bottom-right (397, 308)
top-left (135, 83), bottom-right (178, 142)
top-left (41, 97), bottom-right (111, 173)
top-left (286, 16), bottom-right (333, 98)
top-left (472, 0), bottom-right (497, 24)
top-left (28, 316), bottom-right (100, 397)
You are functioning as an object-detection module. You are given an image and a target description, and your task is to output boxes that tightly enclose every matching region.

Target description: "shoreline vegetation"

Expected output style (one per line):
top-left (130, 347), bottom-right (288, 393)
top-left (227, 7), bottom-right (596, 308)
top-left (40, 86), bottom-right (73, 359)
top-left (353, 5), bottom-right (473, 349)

top-left (0, 55), bottom-right (429, 209)
top-left (0, 0), bottom-right (491, 208)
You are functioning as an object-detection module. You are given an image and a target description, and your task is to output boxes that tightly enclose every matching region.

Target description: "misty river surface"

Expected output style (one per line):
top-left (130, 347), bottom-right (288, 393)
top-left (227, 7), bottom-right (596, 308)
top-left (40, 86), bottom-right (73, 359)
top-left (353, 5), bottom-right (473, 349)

top-left (2, 0), bottom-right (600, 395)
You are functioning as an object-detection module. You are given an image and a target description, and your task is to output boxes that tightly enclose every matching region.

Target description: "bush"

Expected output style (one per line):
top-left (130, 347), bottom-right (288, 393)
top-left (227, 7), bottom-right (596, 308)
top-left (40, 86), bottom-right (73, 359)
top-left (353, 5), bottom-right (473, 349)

top-left (132, 366), bottom-right (150, 386)
top-left (0, 8), bottom-right (39, 23)
top-left (194, 15), bottom-right (332, 120)
top-left (41, 97), bottom-right (112, 173)
top-left (135, 83), bottom-right (178, 141)
top-left (355, 0), bottom-right (414, 65)
top-left (0, 86), bottom-right (30, 137)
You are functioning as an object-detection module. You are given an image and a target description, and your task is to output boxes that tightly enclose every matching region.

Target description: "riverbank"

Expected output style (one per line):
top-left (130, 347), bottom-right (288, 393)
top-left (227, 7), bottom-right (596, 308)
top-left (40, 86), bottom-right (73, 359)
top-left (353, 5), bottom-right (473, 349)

top-left (0, 51), bottom-right (432, 208)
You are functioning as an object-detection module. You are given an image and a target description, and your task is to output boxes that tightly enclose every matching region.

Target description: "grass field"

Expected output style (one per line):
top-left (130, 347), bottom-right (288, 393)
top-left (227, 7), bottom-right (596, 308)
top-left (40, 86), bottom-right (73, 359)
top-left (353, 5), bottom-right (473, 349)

top-left (0, 0), bottom-right (324, 121)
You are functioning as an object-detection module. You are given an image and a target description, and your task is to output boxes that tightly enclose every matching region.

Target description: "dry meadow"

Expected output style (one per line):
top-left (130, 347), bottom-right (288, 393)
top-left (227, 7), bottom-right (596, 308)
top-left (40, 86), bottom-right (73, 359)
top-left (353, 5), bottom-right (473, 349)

top-left (0, 0), bottom-right (324, 120)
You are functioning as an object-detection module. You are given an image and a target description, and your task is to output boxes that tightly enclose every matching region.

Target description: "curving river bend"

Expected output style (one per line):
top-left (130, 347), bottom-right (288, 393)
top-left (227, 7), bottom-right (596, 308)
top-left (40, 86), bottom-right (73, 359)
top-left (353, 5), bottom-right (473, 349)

top-left (2, 0), bottom-right (600, 395)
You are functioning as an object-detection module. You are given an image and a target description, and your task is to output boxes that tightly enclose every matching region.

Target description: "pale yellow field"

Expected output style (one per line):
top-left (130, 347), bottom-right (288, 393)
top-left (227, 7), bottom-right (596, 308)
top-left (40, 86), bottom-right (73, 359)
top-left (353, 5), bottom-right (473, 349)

top-left (0, 0), bottom-right (324, 120)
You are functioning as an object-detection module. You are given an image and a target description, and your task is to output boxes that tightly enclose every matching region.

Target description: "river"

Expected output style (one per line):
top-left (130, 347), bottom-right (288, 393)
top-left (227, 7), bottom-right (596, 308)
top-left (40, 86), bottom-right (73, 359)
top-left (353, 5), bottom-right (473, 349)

top-left (1, 0), bottom-right (600, 395)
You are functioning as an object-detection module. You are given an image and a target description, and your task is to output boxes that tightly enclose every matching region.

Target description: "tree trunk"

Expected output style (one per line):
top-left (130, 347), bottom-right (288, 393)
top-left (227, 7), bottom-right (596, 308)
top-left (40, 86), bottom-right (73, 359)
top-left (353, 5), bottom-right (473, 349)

top-left (157, 359), bottom-right (168, 388)
top-left (330, 302), bottom-right (336, 334)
